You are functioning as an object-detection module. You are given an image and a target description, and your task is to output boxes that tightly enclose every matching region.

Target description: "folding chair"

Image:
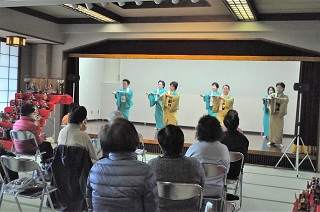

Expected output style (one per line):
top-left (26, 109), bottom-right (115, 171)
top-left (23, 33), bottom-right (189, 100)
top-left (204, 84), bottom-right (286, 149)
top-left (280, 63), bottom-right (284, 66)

top-left (135, 133), bottom-right (147, 162)
top-left (202, 163), bottom-right (227, 212)
top-left (0, 155), bottom-right (56, 212)
top-left (10, 130), bottom-right (44, 162)
top-left (157, 181), bottom-right (203, 211)
top-left (227, 151), bottom-right (244, 211)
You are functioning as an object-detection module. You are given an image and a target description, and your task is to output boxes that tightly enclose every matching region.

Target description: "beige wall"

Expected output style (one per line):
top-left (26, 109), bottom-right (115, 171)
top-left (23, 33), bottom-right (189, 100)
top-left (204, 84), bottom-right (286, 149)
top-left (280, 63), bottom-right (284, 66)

top-left (50, 20), bottom-right (320, 77)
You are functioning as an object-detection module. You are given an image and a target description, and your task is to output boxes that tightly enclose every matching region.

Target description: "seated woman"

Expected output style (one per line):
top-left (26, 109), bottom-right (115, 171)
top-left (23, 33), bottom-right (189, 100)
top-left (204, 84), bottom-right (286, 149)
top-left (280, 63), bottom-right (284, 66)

top-left (185, 115), bottom-right (230, 197)
top-left (13, 103), bottom-right (53, 163)
top-left (61, 103), bottom-right (86, 131)
top-left (86, 118), bottom-right (159, 211)
top-left (220, 110), bottom-right (249, 179)
top-left (148, 125), bottom-right (205, 212)
top-left (58, 105), bottom-right (97, 160)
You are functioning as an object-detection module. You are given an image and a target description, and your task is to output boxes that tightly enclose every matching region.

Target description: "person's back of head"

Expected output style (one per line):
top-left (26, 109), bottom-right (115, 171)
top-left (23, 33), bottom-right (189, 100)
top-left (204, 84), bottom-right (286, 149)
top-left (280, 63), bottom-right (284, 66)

top-left (68, 103), bottom-right (78, 113)
top-left (157, 125), bottom-right (184, 157)
top-left (100, 118), bottom-right (139, 153)
top-left (68, 105), bottom-right (87, 125)
top-left (196, 115), bottom-right (222, 142)
top-left (223, 110), bottom-right (239, 131)
top-left (20, 103), bottom-right (35, 116)
top-left (107, 111), bottom-right (124, 123)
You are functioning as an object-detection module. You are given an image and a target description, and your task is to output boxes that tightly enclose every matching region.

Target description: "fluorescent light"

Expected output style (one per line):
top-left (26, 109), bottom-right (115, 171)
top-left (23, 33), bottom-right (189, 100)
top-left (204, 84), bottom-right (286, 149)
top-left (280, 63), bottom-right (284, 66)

top-left (222, 0), bottom-right (256, 21)
top-left (63, 4), bottom-right (117, 23)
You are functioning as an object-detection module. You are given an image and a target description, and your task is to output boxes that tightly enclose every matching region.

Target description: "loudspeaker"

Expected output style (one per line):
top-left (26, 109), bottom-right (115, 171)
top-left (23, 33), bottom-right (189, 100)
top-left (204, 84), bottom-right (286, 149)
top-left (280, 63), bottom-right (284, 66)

top-left (293, 83), bottom-right (309, 92)
top-left (68, 74), bottom-right (80, 82)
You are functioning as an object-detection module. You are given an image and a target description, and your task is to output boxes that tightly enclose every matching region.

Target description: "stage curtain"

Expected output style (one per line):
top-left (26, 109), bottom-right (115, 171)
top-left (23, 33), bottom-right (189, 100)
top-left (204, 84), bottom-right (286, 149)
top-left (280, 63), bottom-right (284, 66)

top-left (298, 62), bottom-right (320, 153)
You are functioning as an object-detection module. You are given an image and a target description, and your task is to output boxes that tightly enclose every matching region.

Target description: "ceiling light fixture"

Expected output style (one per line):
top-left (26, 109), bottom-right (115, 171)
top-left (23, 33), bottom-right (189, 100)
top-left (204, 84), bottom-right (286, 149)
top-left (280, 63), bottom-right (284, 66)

top-left (154, 0), bottom-right (162, 4)
top-left (118, 2), bottom-right (126, 6)
top-left (172, 0), bottom-right (179, 4)
top-left (101, 2), bottom-right (109, 7)
top-left (85, 3), bottom-right (93, 10)
top-left (6, 36), bottom-right (26, 47)
top-left (222, 0), bottom-right (256, 21)
top-left (135, 1), bottom-right (143, 5)
top-left (63, 4), bottom-right (117, 23)
top-left (191, 0), bottom-right (199, 3)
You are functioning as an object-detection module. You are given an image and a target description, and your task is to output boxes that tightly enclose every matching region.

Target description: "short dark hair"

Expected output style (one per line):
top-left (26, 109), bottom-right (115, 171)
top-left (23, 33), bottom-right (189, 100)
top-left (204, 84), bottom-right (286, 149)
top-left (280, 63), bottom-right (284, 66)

top-left (68, 102), bottom-right (78, 113)
top-left (223, 110), bottom-right (239, 131)
top-left (223, 84), bottom-right (230, 90)
top-left (170, 81), bottom-right (178, 90)
top-left (212, 82), bottom-right (219, 88)
top-left (196, 115), bottom-right (222, 142)
top-left (123, 79), bottom-right (130, 85)
top-left (276, 82), bottom-right (285, 90)
top-left (68, 105), bottom-right (87, 124)
top-left (20, 103), bottom-right (35, 116)
top-left (157, 125), bottom-right (184, 156)
top-left (100, 118), bottom-right (139, 153)
top-left (267, 86), bottom-right (275, 94)
top-left (158, 80), bottom-right (165, 88)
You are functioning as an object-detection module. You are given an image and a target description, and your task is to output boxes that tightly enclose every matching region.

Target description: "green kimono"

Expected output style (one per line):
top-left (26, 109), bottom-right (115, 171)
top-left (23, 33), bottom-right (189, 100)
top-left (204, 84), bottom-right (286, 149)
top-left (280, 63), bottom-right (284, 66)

top-left (115, 88), bottom-right (133, 119)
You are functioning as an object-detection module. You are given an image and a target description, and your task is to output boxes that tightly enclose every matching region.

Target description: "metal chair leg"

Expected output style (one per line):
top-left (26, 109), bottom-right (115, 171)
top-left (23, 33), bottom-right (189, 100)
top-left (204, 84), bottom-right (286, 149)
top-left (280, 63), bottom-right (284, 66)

top-left (14, 195), bottom-right (22, 212)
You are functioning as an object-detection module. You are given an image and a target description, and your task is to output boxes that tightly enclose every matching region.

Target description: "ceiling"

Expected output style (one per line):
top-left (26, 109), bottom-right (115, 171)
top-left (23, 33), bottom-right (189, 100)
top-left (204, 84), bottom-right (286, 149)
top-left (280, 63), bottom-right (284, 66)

top-left (3, 0), bottom-right (320, 24)
top-left (1, 0), bottom-right (320, 44)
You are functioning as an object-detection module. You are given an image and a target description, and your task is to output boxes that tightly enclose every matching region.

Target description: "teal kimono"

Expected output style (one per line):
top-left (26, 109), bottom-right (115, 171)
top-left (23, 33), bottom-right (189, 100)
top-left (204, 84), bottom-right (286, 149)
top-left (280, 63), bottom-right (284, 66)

top-left (115, 88), bottom-right (133, 119)
top-left (262, 94), bottom-right (270, 137)
top-left (203, 91), bottom-right (221, 117)
top-left (148, 88), bottom-right (166, 129)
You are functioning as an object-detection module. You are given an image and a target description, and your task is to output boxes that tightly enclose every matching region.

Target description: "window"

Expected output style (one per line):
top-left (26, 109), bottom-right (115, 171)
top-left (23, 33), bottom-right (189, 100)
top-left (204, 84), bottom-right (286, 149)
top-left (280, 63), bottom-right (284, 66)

top-left (0, 42), bottom-right (19, 111)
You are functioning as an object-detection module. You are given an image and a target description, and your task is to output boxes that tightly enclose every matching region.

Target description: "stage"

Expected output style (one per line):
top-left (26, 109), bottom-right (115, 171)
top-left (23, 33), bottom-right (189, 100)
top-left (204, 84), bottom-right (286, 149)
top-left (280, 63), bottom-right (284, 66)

top-left (86, 121), bottom-right (317, 171)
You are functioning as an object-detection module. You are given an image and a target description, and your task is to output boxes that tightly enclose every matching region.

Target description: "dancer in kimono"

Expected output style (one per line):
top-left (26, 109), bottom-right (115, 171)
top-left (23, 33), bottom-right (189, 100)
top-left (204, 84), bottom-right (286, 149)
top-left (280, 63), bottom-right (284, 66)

top-left (262, 86), bottom-right (275, 139)
top-left (200, 82), bottom-right (221, 117)
top-left (112, 79), bottom-right (133, 120)
top-left (160, 81), bottom-right (180, 126)
top-left (268, 82), bottom-right (289, 147)
top-left (216, 85), bottom-right (234, 124)
top-left (146, 80), bottom-right (166, 130)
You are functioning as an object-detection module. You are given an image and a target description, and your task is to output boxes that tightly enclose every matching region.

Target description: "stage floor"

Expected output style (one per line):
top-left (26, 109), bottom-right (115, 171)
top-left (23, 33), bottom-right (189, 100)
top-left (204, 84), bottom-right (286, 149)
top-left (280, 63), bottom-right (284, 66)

top-left (86, 121), bottom-right (294, 154)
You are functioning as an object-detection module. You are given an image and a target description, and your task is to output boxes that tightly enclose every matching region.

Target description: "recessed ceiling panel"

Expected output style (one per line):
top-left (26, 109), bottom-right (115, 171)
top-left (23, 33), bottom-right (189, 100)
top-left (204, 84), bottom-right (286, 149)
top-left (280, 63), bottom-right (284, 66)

top-left (255, 0), bottom-right (320, 14)
top-left (28, 5), bottom-right (87, 18)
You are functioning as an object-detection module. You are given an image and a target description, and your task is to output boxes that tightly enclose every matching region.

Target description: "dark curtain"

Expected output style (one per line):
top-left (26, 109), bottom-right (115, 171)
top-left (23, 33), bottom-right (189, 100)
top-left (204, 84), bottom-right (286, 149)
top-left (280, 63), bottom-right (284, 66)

top-left (298, 62), bottom-right (320, 150)
top-left (63, 57), bottom-right (79, 116)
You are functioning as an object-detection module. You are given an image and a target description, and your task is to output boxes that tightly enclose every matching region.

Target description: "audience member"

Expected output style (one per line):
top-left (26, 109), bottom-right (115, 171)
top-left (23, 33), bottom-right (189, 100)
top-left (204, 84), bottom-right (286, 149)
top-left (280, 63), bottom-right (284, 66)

top-left (58, 105), bottom-right (97, 160)
top-left (13, 103), bottom-right (53, 163)
top-left (107, 110), bottom-right (124, 123)
top-left (61, 103), bottom-right (87, 131)
top-left (221, 110), bottom-right (249, 179)
top-left (185, 115), bottom-right (230, 197)
top-left (148, 125), bottom-right (205, 212)
top-left (86, 118), bottom-right (159, 211)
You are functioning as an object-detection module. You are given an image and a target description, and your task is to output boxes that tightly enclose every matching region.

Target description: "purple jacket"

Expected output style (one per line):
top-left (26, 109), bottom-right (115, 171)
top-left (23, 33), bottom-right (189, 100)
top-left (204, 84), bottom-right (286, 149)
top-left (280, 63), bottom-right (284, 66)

top-left (12, 116), bottom-right (44, 154)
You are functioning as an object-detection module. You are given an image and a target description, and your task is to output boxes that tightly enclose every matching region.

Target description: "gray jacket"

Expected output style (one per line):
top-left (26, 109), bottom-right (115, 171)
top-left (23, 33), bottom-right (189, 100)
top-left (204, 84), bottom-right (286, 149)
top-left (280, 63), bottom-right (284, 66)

top-left (86, 152), bottom-right (159, 212)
